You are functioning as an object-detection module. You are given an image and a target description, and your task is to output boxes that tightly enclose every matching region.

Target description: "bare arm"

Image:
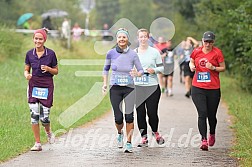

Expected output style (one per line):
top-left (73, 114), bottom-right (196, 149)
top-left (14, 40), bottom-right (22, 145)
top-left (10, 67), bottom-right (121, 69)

top-left (206, 61), bottom-right (226, 72)
top-left (102, 75), bottom-right (108, 94)
top-left (187, 37), bottom-right (199, 48)
top-left (24, 65), bottom-right (32, 80)
top-left (189, 58), bottom-right (196, 72)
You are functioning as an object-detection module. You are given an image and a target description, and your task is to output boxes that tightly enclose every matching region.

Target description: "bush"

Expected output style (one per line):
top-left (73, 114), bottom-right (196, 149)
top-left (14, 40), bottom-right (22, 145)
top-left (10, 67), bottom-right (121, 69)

top-left (0, 27), bottom-right (23, 61)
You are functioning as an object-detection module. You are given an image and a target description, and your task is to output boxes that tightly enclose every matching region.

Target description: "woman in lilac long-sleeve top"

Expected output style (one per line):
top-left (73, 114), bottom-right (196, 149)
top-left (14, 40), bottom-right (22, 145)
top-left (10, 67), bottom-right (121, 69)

top-left (102, 28), bottom-right (144, 153)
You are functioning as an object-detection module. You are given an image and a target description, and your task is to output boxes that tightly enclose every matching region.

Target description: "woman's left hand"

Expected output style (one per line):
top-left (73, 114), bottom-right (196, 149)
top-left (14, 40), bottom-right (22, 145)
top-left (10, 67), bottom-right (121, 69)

top-left (146, 68), bottom-right (155, 74)
top-left (206, 62), bottom-right (214, 70)
top-left (41, 65), bottom-right (49, 73)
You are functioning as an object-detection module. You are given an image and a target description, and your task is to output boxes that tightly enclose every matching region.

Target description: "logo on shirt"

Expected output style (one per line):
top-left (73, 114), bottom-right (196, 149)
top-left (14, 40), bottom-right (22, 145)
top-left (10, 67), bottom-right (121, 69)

top-left (199, 58), bottom-right (208, 68)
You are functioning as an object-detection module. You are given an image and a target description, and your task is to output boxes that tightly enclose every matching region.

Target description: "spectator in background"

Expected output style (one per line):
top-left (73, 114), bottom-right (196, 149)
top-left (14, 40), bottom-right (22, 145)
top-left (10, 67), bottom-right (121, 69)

top-left (102, 23), bottom-right (112, 41)
top-left (23, 19), bottom-right (32, 29)
top-left (42, 16), bottom-right (54, 30)
top-left (71, 22), bottom-right (83, 41)
top-left (61, 18), bottom-right (70, 39)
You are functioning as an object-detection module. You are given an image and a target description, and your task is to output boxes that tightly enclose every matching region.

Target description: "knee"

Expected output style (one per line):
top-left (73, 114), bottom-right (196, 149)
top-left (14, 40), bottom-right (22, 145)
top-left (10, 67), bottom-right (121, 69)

top-left (125, 113), bottom-right (134, 123)
top-left (29, 103), bottom-right (39, 124)
top-left (115, 115), bottom-right (123, 125)
top-left (40, 106), bottom-right (50, 126)
top-left (41, 117), bottom-right (50, 126)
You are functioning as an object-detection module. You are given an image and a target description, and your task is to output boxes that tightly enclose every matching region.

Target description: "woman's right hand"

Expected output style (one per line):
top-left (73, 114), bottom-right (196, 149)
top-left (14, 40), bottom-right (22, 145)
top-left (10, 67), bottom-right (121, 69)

top-left (189, 63), bottom-right (196, 72)
top-left (102, 85), bottom-right (107, 95)
top-left (25, 74), bottom-right (32, 80)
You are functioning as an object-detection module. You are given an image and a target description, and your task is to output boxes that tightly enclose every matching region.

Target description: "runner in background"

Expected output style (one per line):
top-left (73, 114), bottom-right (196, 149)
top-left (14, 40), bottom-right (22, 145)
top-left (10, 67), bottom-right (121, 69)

top-left (154, 36), bottom-right (168, 93)
top-left (176, 40), bottom-right (186, 84)
top-left (184, 37), bottom-right (199, 98)
top-left (24, 28), bottom-right (58, 151)
top-left (102, 28), bottom-right (144, 153)
top-left (161, 40), bottom-right (175, 97)
top-left (134, 29), bottom-right (165, 147)
top-left (189, 31), bottom-right (226, 151)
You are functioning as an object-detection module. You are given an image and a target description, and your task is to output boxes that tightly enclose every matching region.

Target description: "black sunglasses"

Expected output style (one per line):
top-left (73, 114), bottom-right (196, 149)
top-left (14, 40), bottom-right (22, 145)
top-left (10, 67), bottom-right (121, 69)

top-left (204, 40), bottom-right (214, 44)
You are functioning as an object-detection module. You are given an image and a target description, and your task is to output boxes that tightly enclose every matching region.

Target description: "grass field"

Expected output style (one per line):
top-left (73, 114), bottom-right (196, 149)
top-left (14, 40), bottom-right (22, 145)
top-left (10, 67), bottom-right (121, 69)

top-left (220, 74), bottom-right (252, 167)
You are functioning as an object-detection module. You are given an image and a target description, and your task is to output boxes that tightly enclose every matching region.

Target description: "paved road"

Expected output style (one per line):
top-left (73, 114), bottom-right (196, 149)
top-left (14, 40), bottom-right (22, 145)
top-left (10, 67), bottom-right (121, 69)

top-left (0, 67), bottom-right (238, 167)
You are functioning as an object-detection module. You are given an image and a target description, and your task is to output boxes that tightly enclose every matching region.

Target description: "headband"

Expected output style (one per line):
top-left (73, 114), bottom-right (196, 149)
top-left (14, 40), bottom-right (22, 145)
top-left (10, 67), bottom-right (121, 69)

top-left (33, 29), bottom-right (47, 41)
top-left (116, 30), bottom-right (129, 39)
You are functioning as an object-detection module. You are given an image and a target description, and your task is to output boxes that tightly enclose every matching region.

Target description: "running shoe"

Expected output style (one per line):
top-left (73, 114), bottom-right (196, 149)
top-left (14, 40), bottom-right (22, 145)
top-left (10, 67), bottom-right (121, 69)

top-left (200, 139), bottom-right (208, 151)
top-left (30, 142), bottom-right (42, 151)
top-left (185, 91), bottom-right (190, 98)
top-left (152, 132), bottom-right (165, 145)
top-left (47, 132), bottom-right (55, 144)
top-left (137, 136), bottom-right (148, 147)
top-left (124, 142), bottom-right (133, 153)
top-left (117, 132), bottom-right (123, 148)
top-left (208, 134), bottom-right (215, 147)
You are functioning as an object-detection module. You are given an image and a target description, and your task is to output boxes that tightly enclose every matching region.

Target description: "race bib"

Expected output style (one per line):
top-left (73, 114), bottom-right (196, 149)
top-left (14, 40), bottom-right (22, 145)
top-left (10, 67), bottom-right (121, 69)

top-left (134, 74), bottom-right (149, 85)
top-left (115, 75), bottom-right (131, 86)
top-left (197, 72), bottom-right (211, 82)
top-left (32, 87), bottom-right (49, 99)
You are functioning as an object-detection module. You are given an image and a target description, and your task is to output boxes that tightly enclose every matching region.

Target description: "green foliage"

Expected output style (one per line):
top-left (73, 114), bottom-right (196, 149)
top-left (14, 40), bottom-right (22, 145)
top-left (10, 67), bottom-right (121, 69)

top-left (118, 0), bottom-right (154, 29)
top-left (0, 0), bottom-right (85, 29)
top-left (95, 0), bottom-right (120, 28)
top-left (221, 74), bottom-right (252, 167)
top-left (0, 28), bottom-right (23, 61)
top-left (194, 0), bottom-right (252, 93)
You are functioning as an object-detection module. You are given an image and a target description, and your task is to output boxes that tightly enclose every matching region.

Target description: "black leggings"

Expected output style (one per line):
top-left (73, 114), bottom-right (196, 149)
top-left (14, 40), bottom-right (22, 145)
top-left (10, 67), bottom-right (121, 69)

top-left (191, 86), bottom-right (221, 140)
top-left (136, 85), bottom-right (161, 137)
top-left (109, 85), bottom-right (135, 124)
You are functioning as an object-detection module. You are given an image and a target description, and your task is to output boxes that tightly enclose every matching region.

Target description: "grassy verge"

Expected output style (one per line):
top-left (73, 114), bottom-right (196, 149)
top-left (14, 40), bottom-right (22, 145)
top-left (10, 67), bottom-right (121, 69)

top-left (221, 74), bottom-right (252, 167)
top-left (0, 35), bottom-right (110, 162)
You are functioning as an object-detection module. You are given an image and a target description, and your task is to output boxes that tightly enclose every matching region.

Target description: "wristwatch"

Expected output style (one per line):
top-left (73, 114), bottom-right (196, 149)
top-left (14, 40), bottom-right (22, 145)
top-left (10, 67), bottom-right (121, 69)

top-left (213, 66), bottom-right (216, 71)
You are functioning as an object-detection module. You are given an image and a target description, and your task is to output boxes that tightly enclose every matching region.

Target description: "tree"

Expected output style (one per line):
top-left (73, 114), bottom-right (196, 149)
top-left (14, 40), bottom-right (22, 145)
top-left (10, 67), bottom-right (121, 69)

top-left (95, 0), bottom-right (120, 28)
top-left (117, 0), bottom-right (154, 29)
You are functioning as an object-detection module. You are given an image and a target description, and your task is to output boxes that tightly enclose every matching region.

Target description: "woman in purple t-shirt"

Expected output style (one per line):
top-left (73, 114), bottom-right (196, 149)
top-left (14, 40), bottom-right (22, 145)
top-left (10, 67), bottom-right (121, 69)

top-left (102, 28), bottom-right (144, 153)
top-left (24, 28), bottom-right (58, 151)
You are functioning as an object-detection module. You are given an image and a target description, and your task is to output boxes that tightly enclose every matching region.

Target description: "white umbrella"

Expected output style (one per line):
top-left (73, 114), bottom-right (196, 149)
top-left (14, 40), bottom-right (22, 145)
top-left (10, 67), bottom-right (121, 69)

top-left (41, 9), bottom-right (68, 18)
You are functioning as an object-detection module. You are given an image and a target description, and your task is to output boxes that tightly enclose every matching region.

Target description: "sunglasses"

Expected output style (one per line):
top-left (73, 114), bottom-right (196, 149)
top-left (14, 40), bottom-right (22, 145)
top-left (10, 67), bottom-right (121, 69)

top-left (204, 40), bottom-right (214, 44)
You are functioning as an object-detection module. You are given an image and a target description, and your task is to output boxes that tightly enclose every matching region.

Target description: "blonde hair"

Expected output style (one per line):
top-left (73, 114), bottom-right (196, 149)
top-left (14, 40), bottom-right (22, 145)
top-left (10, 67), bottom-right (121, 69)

top-left (137, 28), bottom-right (149, 38)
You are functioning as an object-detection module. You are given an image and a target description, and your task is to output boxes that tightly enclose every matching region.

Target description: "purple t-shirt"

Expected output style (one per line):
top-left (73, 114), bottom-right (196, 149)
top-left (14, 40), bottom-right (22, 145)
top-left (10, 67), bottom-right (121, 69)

top-left (25, 47), bottom-right (58, 77)
top-left (103, 48), bottom-right (144, 85)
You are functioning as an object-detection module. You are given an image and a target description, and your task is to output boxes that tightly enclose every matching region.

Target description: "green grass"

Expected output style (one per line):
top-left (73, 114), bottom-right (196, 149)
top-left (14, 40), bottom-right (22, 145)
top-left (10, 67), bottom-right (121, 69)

top-left (221, 74), bottom-right (252, 167)
top-left (0, 36), bottom-right (110, 162)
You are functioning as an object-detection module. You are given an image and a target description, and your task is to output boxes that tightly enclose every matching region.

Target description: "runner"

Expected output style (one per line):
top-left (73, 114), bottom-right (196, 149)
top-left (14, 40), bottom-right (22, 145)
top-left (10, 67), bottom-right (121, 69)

top-left (24, 28), bottom-right (58, 151)
top-left (134, 28), bottom-right (165, 147)
top-left (161, 40), bottom-right (175, 97)
top-left (102, 28), bottom-right (144, 153)
top-left (189, 31), bottom-right (226, 151)
top-left (154, 36), bottom-right (168, 93)
top-left (183, 37), bottom-right (199, 98)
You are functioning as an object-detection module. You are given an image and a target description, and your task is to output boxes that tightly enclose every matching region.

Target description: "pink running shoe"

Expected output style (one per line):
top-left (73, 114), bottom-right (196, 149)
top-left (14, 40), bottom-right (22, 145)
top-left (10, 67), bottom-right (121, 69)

top-left (152, 132), bottom-right (165, 145)
top-left (137, 137), bottom-right (148, 147)
top-left (200, 139), bottom-right (208, 151)
top-left (208, 134), bottom-right (215, 147)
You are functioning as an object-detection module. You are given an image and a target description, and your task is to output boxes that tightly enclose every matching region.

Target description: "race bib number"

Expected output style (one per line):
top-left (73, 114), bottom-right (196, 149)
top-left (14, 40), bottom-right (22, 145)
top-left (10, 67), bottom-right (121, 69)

top-left (32, 87), bottom-right (49, 99)
top-left (134, 74), bottom-right (149, 85)
top-left (115, 75), bottom-right (131, 86)
top-left (197, 72), bottom-right (211, 82)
